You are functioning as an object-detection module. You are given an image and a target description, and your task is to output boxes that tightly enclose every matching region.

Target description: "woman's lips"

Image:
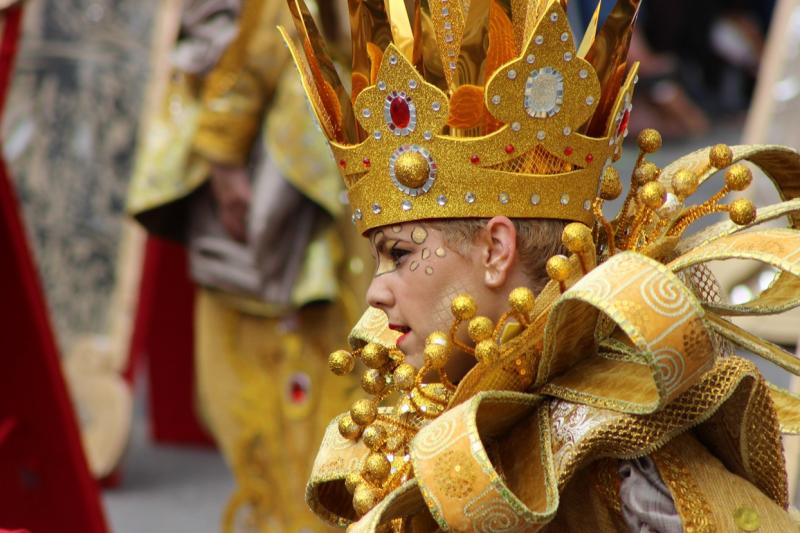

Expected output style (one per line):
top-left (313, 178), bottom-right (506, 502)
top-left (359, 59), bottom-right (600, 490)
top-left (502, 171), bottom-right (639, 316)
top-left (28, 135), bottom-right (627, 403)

top-left (388, 324), bottom-right (410, 347)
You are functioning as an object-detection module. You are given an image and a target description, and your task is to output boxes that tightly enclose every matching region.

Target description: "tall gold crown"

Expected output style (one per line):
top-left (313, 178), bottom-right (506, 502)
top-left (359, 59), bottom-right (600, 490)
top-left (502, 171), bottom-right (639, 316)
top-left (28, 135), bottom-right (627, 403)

top-left (281, 0), bottom-right (640, 232)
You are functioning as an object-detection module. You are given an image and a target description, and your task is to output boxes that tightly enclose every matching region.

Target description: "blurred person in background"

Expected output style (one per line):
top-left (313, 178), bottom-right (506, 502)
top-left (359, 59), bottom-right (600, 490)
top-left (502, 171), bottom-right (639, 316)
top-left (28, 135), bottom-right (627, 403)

top-left (127, 0), bottom-right (366, 530)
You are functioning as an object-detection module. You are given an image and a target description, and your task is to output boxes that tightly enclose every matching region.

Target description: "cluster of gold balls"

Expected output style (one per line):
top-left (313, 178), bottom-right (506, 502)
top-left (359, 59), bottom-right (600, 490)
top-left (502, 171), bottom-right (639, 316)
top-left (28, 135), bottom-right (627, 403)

top-left (591, 129), bottom-right (758, 255)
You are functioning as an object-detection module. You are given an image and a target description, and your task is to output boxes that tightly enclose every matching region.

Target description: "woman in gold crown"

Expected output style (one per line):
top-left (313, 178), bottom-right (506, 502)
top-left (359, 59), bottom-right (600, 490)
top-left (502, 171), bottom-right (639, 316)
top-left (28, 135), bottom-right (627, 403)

top-left (282, 0), bottom-right (800, 530)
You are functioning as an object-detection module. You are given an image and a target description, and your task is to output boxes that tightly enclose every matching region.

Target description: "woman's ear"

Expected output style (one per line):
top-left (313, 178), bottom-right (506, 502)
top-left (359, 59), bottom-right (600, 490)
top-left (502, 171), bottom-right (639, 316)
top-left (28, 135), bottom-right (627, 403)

top-left (480, 216), bottom-right (518, 288)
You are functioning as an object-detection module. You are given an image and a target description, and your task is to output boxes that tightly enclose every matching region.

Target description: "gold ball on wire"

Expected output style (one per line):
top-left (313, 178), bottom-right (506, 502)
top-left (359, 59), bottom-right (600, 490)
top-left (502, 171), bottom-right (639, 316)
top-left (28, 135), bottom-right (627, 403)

top-left (362, 424), bottom-right (387, 451)
top-left (637, 129), bottom-right (662, 153)
top-left (508, 287), bottom-right (536, 316)
top-left (361, 369), bottom-right (387, 395)
top-left (474, 339), bottom-right (499, 363)
top-left (725, 164), bottom-right (753, 191)
top-left (361, 343), bottom-right (389, 369)
top-left (709, 144), bottom-right (733, 168)
top-left (350, 399), bottom-right (378, 426)
top-left (353, 484), bottom-right (381, 515)
top-left (424, 342), bottom-right (449, 369)
top-left (672, 169), bottom-right (698, 198)
top-left (338, 414), bottom-right (363, 440)
top-left (546, 255), bottom-right (571, 283)
top-left (392, 363), bottom-right (417, 391)
top-left (562, 223), bottom-right (593, 254)
top-left (638, 181), bottom-right (667, 210)
top-left (633, 161), bottom-right (659, 186)
top-left (426, 331), bottom-right (448, 347)
top-left (362, 452), bottom-right (391, 485)
top-left (599, 165), bottom-right (622, 200)
top-left (329, 349), bottom-right (355, 376)
top-left (450, 294), bottom-right (477, 321)
top-left (468, 316), bottom-right (495, 343)
top-left (729, 198), bottom-right (757, 225)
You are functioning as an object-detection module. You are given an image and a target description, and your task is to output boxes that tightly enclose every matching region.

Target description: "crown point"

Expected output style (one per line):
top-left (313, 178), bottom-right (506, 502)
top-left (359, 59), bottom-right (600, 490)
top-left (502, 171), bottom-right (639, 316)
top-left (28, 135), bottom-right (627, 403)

top-left (505, 144), bottom-right (515, 154)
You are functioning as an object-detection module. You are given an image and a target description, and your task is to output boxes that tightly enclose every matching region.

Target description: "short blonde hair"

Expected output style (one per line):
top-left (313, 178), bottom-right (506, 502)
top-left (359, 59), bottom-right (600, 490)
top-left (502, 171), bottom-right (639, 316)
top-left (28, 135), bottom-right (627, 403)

top-left (427, 218), bottom-right (567, 291)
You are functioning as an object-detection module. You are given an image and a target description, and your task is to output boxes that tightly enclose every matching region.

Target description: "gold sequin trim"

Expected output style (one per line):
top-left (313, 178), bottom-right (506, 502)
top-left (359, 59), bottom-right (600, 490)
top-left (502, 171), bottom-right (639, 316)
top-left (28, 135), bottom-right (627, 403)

top-left (651, 442), bottom-right (715, 533)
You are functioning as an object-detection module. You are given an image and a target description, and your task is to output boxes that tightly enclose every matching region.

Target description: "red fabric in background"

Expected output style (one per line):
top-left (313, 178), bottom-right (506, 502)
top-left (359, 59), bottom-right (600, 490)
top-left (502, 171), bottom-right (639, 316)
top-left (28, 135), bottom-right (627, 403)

top-left (0, 6), bottom-right (107, 532)
top-left (126, 236), bottom-right (213, 445)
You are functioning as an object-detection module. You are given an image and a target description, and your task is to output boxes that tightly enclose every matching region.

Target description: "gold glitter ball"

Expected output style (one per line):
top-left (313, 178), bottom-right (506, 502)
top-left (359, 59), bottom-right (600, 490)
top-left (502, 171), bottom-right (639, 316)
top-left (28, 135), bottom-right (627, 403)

top-left (468, 316), bottom-right (495, 343)
top-left (450, 294), bottom-right (477, 321)
top-left (508, 287), bottom-right (536, 316)
top-left (392, 363), bottom-right (417, 391)
top-left (338, 414), bottom-right (363, 440)
top-left (361, 369), bottom-right (387, 395)
top-left (362, 452), bottom-right (391, 485)
top-left (362, 424), bottom-right (387, 451)
top-left (725, 163), bottom-right (753, 191)
top-left (637, 128), bottom-right (662, 153)
top-left (729, 198), bottom-right (756, 225)
top-left (424, 342), bottom-right (449, 369)
top-left (633, 161), bottom-right (659, 186)
top-left (672, 169), bottom-right (698, 198)
top-left (546, 255), bottom-right (571, 282)
top-left (562, 223), bottom-right (593, 254)
top-left (350, 398), bottom-right (378, 426)
top-left (638, 181), bottom-right (667, 210)
top-left (733, 506), bottom-right (760, 532)
top-left (426, 331), bottom-right (449, 346)
top-left (345, 472), bottom-right (362, 495)
top-left (353, 484), bottom-right (381, 515)
top-left (709, 143), bottom-right (733, 168)
top-left (329, 349), bottom-right (355, 376)
top-left (394, 150), bottom-right (430, 189)
top-left (361, 343), bottom-right (389, 369)
top-left (599, 166), bottom-right (623, 200)
top-left (474, 339), bottom-right (500, 363)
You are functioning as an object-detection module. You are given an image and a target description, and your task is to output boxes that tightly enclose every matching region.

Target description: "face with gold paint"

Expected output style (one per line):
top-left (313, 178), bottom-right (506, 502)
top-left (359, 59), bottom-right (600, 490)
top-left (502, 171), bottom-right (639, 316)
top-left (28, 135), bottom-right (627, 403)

top-left (366, 220), bottom-right (518, 377)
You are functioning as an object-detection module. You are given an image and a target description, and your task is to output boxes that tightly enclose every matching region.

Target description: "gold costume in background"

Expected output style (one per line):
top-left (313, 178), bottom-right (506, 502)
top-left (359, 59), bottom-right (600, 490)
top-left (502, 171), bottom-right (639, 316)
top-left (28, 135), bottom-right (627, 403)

top-left (283, 0), bottom-right (800, 530)
top-left (128, 1), bottom-right (366, 530)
